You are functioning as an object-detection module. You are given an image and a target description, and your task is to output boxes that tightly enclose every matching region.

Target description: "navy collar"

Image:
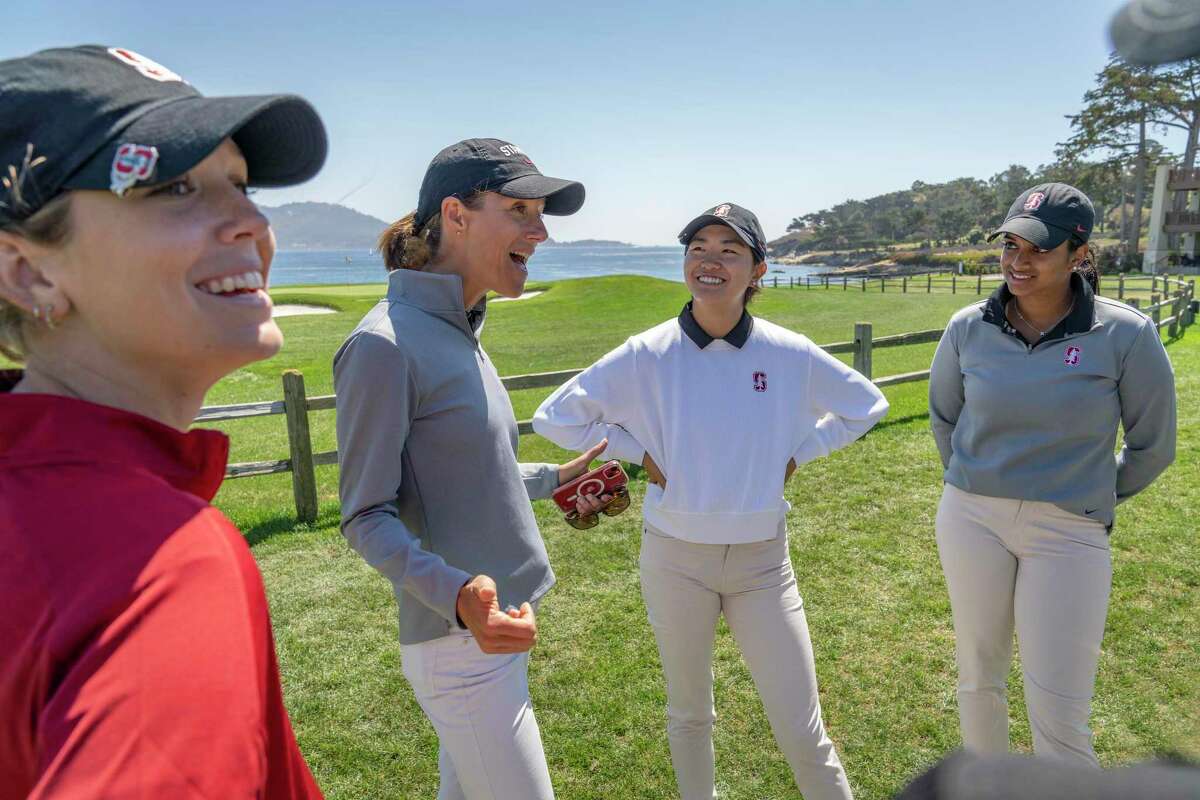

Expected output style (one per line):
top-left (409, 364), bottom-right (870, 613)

top-left (678, 301), bottom-right (753, 349)
top-left (981, 271), bottom-right (1096, 345)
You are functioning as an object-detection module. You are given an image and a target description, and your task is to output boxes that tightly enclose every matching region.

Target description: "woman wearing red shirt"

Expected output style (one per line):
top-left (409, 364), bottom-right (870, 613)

top-left (0, 46), bottom-right (327, 798)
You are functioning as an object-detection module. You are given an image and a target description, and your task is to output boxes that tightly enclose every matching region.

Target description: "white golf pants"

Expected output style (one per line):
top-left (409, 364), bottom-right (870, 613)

top-left (936, 483), bottom-right (1112, 767)
top-left (638, 522), bottom-right (854, 800)
top-left (400, 630), bottom-right (554, 800)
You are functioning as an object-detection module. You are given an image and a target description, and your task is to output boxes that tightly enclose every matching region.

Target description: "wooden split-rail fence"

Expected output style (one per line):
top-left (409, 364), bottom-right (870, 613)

top-left (198, 276), bottom-right (1197, 522)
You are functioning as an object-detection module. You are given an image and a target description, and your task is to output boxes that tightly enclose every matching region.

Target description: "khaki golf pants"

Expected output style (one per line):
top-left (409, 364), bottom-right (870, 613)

top-left (639, 522), bottom-right (853, 800)
top-left (401, 630), bottom-right (554, 800)
top-left (936, 483), bottom-right (1112, 767)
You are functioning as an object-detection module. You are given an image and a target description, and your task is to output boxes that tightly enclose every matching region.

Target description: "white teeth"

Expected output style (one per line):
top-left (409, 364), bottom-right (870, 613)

top-left (197, 271), bottom-right (265, 295)
top-left (697, 275), bottom-right (725, 285)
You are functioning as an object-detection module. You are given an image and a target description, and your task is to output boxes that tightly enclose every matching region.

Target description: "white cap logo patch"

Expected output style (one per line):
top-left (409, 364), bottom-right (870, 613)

top-left (107, 48), bottom-right (185, 83)
top-left (1064, 346), bottom-right (1081, 366)
top-left (110, 144), bottom-right (159, 197)
top-left (714, 204), bottom-right (732, 217)
top-left (1023, 192), bottom-right (1046, 211)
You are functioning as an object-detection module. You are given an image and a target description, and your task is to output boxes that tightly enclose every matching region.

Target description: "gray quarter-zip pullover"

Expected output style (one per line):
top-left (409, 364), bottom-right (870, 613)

top-left (334, 269), bottom-right (558, 645)
top-left (929, 273), bottom-right (1176, 528)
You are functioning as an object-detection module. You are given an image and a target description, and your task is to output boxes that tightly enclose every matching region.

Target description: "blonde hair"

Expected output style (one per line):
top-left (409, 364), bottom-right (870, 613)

top-left (0, 193), bottom-right (73, 362)
top-left (377, 191), bottom-right (485, 272)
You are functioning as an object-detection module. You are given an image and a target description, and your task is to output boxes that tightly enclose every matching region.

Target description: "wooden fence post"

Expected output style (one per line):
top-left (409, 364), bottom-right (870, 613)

top-left (952, 274), bottom-right (957, 294)
top-left (927, 274), bottom-right (932, 293)
top-left (824, 276), bottom-right (829, 289)
top-left (773, 276), bottom-right (779, 288)
top-left (862, 277), bottom-right (867, 292)
top-left (843, 276), bottom-right (848, 291)
top-left (1129, 297), bottom-right (1140, 310)
top-left (282, 370), bottom-right (318, 523)
top-left (1152, 303), bottom-right (1162, 332)
top-left (1169, 297), bottom-right (1180, 338)
top-left (976, 273), bottom-right (982, 295)
top-left (853, 322), bottom-right (873, 380)
top-left (1118, 273), bottom-right (1125, 300)
top-left (881, 277), bottom-right (886, 292)
top-left (902, 276), bottom-right (908, 293)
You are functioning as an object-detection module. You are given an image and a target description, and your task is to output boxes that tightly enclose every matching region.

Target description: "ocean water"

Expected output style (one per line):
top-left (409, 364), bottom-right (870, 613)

top-left (268, 246), bottom-right (824, 287)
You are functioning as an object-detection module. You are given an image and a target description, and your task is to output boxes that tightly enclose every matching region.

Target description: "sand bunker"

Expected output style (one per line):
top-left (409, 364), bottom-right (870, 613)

top-left (272, 304), bottom-right (337, 317)
top-left (492, 291), bottom-right (544, 303)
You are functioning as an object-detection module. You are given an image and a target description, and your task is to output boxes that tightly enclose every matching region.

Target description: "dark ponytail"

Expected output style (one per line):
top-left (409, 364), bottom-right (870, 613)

top-left (376, 191), bottom-right (486, 273)
top-left (1069, 235), bottom-right (1099, 294)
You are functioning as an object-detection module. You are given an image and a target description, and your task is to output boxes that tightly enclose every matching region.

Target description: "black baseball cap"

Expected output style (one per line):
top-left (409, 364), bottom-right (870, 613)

top-left (678, 203), bottom-right (768, 263)
top-left (1110, 0), bottom-right (1200, 64)
top-left (987, 183), bottom-right (1094, 251)
top-left (415, 138), bottom-right (585, 229)
top-left (0, 45), bottom-right (327, 224)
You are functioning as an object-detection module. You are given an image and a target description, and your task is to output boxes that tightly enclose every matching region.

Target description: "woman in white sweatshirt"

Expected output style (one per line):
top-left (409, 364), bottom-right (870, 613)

top-left (533, 203), bottom-right (888, 800)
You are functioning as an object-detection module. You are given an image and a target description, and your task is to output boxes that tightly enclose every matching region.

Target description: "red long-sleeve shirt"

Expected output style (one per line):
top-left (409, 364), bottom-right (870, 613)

top-left (0, 391), bottom-right (323, 799)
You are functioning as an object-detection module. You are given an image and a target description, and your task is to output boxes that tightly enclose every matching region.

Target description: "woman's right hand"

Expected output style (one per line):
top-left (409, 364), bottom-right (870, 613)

top-left (643, 453), bottom-right (667, 489)
top-left (455, 575), bottom-right (537, 654)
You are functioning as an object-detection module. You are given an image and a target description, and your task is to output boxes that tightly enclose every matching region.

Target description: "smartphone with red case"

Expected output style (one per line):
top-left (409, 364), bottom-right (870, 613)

top-left (552, 460), bottom-right (628, 513)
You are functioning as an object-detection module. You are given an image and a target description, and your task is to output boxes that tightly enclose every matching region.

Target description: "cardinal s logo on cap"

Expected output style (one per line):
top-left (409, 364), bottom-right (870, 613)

top-left (714, 204), bottom-right (732, 218)
top-left (1023, 192), bottom-right (1046, 211)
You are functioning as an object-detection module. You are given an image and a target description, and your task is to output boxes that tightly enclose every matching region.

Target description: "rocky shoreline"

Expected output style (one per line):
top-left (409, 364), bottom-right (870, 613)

top-left (772, 256), bottom-right (963, 277)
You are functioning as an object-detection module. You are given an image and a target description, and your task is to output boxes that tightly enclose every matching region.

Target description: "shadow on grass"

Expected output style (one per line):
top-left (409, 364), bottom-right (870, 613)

top-left (873, 410), bottom-right (931, 431)
top-left (244, 505), bottom-right (341, 547)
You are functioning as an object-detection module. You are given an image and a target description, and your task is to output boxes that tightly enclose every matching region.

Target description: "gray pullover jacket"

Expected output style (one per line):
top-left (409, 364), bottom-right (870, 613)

top-left (334, 270), bottom-right (558, 645)
top-left (929, 273), bottom-right (1176, 528)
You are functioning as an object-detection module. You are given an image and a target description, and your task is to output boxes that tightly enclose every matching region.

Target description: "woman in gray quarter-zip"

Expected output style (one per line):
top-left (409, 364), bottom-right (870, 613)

top-left (928, 183), bottom-right (1176, 768)
top-left (333, 139), bottom-right (605, 800)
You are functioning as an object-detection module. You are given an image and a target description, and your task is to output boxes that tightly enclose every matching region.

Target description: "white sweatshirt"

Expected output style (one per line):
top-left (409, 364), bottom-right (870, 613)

top-left (533, 306), bottom-right (889, 544)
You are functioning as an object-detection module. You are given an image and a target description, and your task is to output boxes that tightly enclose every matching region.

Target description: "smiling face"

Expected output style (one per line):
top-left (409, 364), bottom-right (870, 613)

top-left (450, 191), bottom-right (548, 300)
top-left (32, 138), bottom-right (281, 384)
top-left (683, 223), bottom-right (767, 311)
top-left (1000, 233), bottom-right (1082, 300)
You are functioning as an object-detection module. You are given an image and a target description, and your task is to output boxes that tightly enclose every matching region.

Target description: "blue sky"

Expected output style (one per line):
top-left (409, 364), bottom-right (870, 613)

top-left (7, 0), bottom-right (1139, 244)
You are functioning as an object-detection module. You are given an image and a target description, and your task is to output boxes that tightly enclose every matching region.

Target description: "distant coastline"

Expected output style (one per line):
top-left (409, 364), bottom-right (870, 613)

top-left (542, 238), bottom-right (633, 248)
top-left (277, 238), bottom-right (637, 254)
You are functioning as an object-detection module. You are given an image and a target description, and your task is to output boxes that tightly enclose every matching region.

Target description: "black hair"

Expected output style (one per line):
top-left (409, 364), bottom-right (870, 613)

top-left (1068, 235), bottom-right (1099, 294)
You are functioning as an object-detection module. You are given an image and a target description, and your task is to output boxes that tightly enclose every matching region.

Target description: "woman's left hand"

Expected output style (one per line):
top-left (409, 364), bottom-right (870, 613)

top-left (557, 438), bottom-right (608, 486)
top-left (557, 439), bottom-right (612, 516)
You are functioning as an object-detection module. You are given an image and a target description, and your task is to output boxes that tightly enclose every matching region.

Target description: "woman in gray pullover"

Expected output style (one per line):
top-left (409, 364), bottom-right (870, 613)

top-left (928, 183), bottom-right (1176, 768)
top-left (334, 139), bottom-right (605, 800)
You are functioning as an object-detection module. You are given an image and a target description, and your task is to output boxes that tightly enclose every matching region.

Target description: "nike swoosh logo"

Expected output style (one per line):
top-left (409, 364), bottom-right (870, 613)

top-left (1084, 509), bottom-right (1097, 515)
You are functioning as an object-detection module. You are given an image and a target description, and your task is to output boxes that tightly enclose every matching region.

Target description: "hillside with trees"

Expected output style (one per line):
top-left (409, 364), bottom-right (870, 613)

top-left (771, 55), bottom-right (1199, 272)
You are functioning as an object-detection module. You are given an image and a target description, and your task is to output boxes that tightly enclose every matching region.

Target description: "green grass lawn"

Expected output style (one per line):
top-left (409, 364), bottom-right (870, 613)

top-left (207, 274), bottom-right (1200, 799)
